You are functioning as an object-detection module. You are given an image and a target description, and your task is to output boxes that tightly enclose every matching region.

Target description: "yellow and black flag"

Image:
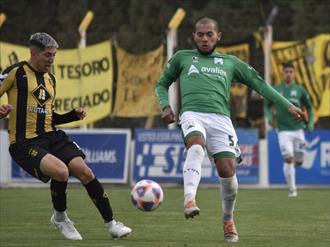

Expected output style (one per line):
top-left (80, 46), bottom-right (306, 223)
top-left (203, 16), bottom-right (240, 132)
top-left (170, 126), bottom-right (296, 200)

top-left (271, 34), bottom-right (330, 119)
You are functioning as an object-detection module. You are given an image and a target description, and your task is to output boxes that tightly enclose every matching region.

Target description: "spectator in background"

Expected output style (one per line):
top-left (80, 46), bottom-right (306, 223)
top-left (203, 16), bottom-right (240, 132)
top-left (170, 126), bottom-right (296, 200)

top-left (155, 17), bottom-right (306, 243)
top-left (264, 63), bottom-right (314, 197)
top-left (0, 32), bottom-right (131, 240)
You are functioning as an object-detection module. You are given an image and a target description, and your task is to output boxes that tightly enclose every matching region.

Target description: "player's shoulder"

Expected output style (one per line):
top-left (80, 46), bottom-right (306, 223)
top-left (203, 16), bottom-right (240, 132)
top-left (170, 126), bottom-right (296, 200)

top-left (1, 61), bottom-right (25, 75)
top-left (293, 82), bottom-right (305, 90)
top-left (273, 83), bottom-right (282, 89)
top-left (0, 61), bottom-right (26, 83)
top-left (174, 49), bottom-right (198, 58)
top-left (219, 53), bottom-right (249, 67)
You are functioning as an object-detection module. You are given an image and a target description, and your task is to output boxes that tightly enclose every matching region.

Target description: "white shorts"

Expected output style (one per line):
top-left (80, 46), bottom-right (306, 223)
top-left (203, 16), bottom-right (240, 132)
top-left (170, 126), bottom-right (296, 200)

top-left (179, 111), bottom-right (241, 160)
top-left (278, 129), bottom-right (306, 163)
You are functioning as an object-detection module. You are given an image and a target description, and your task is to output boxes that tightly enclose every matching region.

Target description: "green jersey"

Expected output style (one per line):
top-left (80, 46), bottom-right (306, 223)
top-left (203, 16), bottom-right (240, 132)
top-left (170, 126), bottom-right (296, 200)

top-left (264, 82), bottom-right (314, 131)
top-left (156, 49), bottom-right (292, 117)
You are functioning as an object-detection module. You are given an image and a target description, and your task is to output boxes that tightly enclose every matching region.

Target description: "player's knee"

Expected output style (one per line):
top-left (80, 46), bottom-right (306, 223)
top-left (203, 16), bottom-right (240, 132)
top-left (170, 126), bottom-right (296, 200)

top-left (220, 168), bottom-right (235, 178)
top-left (217, 161), bottom-right (236, 178)
top-left (55, 167), bottom-right (69, 182)
top-left (189, 144), bottom-right (205, 156)
top-left (285, 156), bottom-right (294, 163)
top-left (78, 167), bottom-right (95, 184)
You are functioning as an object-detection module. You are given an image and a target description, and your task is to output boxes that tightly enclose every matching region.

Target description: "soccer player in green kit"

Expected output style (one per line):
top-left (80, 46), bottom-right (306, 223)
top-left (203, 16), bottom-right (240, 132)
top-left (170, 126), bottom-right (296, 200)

top-left (155, 17), bottom-right (306, 243)
top-left (264, 63), bottom-right (314, 197)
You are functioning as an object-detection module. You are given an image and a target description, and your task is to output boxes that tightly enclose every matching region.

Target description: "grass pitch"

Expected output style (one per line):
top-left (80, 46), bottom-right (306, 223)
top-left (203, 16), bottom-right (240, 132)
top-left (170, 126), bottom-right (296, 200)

top-left (0, 186), bottom-right (329, 247)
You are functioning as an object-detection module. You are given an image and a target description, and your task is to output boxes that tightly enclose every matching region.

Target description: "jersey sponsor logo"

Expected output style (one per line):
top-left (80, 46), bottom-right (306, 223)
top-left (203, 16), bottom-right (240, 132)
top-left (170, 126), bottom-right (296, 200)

top-left (27, 106), bottom-right (51, 115)
top-left (200, 67), bottom-right (227, 77)
top-left (188, 65), bottom-right (199, 76)
top-left (31, 84), bottom-right (51, 107)
top-left (290, 90), bottom-right (297, 97)
top-left (214, 57), bottom-right (223, 65)
top-left (192, 56), bottom-right (199, 63)
top-left (187, 65), bottom-right (227, 78)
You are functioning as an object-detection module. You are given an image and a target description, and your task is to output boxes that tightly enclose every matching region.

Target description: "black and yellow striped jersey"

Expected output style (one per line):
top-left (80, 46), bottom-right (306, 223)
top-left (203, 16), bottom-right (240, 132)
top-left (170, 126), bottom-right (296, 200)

top-left (0, 61), bottom-right (57, 144)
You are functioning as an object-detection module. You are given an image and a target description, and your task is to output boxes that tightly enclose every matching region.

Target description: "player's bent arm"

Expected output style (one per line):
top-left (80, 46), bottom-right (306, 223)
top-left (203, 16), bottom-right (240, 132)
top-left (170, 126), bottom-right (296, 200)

top-left (155, 51), bottom-right (181, 110)
top-left (155, 73), bottom-right (176, 110)
top-left (263, 97), bottom-right (273, 123)
top-left (250, 77), bottom-right (305, 121)
top-left (52, 109), bottom-right (81, 125)
top-left (232, 57), bottom-right (304, 121)
top-left (248, 76), bottom-right (293, 111)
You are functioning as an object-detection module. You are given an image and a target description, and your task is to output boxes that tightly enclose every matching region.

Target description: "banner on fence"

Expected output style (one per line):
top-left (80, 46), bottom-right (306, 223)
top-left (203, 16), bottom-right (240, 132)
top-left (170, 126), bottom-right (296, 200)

top-left (11, 129), bottom-right (131, 183)
top-left (0, 41), bottom-right (114, 126)
top-left (132, 128), bottom-right (259, 184)
top-left (113, 45), bottom-right (165, 117)
top-left (268, 130), bottom-right (330, 185)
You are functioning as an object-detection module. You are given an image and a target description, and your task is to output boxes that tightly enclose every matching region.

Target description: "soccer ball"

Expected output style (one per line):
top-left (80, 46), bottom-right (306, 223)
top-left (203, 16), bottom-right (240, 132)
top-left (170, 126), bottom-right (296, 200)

top-left (131, 179), bottom-right (164, 211)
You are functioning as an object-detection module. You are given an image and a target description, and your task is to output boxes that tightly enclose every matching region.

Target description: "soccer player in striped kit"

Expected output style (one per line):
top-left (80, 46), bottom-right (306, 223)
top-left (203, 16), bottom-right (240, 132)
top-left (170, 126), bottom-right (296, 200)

top-left (0, 32), bottom-right (131, 240)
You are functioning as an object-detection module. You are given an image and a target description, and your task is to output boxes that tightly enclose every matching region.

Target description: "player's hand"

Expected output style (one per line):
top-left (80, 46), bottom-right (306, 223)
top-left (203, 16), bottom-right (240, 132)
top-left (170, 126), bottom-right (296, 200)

top-left (0, 104), bottom-right (13, 119)
top-left (75, 107), bottom-right (86, 120)
top-left (161, 106), bottom-right (176, 124)
top-left (288, 106), bottom-right (307, 122)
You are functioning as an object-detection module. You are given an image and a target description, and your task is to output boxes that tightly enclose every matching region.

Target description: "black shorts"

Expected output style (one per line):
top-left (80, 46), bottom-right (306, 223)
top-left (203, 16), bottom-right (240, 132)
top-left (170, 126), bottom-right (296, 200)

top-left (9, 130), bottom-right (85, 183)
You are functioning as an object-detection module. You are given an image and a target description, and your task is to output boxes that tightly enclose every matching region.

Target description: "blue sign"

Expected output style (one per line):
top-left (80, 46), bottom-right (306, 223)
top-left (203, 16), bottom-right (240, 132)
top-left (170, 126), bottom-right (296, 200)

top-left (268, 130), bottom-right (330, 185)
top-left (12, 129), bottom-right (131, 183)
top-left (132, 128), bottom-right (259, 184)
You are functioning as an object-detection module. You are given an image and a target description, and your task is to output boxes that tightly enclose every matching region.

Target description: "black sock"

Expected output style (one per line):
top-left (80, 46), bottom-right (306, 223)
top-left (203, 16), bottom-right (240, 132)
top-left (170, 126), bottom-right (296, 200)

top-left (84, 178), bottom-right (113, 222)
top-left (50, 179), bottom-right (67, 212)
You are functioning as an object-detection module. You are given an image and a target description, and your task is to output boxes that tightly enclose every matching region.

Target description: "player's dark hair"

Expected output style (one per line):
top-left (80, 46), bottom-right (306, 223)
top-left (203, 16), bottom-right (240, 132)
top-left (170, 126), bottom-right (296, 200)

top-left (282, 62), bottom-right (294, 69)
top-left (194, 17), bottom-right (220, 32)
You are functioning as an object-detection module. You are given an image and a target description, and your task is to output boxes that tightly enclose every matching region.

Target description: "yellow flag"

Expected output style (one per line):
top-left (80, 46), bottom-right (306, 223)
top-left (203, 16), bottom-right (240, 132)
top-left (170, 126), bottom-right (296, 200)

top-left (113, 45), bottom-right (165, 117)
top-left (271, 34), bottom-right (330, 118)
top-left (53, 41), bottom-right (114, 127)
top-left (0, 41), bottom-right (114, 126)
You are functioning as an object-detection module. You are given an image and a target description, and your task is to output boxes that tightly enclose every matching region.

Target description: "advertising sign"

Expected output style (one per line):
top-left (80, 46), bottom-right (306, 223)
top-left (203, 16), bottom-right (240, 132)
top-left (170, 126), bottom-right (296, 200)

top-left (12, 129), bottom-right (131, 183)
top-left (133, 128), bottom-right (259, 184)
top-left (268, 130), bottom-right (330, 184)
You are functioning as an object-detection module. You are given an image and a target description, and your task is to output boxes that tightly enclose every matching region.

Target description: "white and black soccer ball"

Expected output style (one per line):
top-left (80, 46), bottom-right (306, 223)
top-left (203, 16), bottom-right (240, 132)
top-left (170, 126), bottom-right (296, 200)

top-left (131, 179), bottom-right (163, 211)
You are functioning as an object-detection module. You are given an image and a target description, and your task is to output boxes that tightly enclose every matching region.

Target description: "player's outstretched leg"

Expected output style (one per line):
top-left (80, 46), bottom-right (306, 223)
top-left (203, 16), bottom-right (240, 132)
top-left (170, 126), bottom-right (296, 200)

top-left (183, 144), bottom-right (204, 219)
top-left (50, 179), bottom-right (83, 240)
top-left (84, 178), bottom-right (132, 239)
top-left (220, 175), bottom-right (238, 242)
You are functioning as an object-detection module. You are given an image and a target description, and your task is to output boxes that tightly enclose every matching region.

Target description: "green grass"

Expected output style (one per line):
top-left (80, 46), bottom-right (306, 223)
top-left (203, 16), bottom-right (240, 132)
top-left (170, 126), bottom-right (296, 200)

top-left (0, 186), bottom-right (329, 247)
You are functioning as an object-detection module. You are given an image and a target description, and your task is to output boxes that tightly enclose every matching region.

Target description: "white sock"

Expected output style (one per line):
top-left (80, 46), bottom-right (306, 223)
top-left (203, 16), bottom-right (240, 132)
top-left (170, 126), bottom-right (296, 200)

top-left (54, 210), bottom-right (68, 222)
top-left (220, 175), bottom-right (238, 221)
top-left (283, 162), bottom-right (296, 191)
top-left (183, 144), bottom-right (204, 203)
